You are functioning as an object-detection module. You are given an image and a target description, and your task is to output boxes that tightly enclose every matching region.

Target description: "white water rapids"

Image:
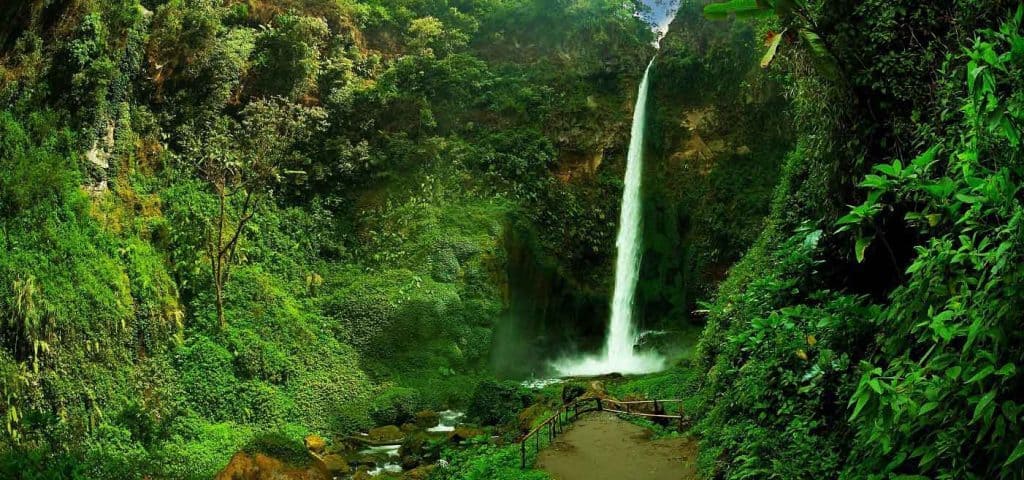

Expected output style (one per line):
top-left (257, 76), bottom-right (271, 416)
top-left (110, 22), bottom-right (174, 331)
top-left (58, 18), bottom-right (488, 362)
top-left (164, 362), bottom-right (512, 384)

top-left (552, 59), bottom-right (665, 377)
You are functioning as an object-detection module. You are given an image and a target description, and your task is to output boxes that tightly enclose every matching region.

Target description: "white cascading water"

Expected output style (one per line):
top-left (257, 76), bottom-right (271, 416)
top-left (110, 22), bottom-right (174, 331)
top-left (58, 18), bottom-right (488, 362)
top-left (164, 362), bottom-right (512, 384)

top-left (552, 59), bottom-right (665, 376)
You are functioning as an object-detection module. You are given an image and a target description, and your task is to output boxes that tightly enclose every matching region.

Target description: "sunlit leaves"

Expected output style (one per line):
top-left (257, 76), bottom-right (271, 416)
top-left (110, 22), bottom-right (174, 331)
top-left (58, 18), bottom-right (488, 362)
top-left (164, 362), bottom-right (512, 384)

top-left (702, 0), bottom-right (773, 20)
top-left (761, 29), bottom-right (786, 68)
top-left (704, 0), bottom-right (840, 79)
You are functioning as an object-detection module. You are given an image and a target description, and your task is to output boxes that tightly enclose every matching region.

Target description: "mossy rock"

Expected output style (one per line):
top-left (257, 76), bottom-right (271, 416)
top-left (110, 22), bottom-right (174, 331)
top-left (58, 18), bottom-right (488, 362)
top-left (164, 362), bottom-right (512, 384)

top-left (315, 454), bottom-right (351, 476)
top-left (368, 425), bottom-right (404, 443)
top-left (304, 435), bottom-right (326, 454)
top-left (447, 426), bottom-right (485, 444)
top-left (413, 410), bottom-right (439, 429)
top-left (403, 465), bottom-right (435, 480)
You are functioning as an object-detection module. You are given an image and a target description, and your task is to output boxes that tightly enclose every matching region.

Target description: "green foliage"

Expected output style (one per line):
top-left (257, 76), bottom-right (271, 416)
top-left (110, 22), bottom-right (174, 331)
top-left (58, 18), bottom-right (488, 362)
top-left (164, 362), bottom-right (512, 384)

top-left (704, 0), bottom-right (840, 78)
top-left (680, 3), bottom-right (1024, 480)
top-left (430, 439), bottom-right (550, 480)
top-left (251, 14), bottom-right (329, 99)
top-left (0, 0), bottom-right (667, 476)
top-left (243, 427), bottom-right (310, 466)
top-left (837, 9), bottom-right (1024, 477)
top-left (151, 417), bottom-right (255, 480)
top-left (369, 386), bottom-right (424, 426)
top-left (467, 380), bottom-right (529, 426)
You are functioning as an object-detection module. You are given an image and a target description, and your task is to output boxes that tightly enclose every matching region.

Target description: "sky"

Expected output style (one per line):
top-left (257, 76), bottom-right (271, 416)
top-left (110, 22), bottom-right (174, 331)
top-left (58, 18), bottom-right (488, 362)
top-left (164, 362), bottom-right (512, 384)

top-left (640, 0), bottom-right (679, 40)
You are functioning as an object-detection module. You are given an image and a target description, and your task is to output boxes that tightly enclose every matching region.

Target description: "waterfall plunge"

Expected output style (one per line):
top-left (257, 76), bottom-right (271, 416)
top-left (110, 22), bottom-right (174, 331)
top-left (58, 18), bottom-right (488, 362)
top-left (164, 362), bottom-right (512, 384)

top-left (552, 60), bottom-right (665, 377)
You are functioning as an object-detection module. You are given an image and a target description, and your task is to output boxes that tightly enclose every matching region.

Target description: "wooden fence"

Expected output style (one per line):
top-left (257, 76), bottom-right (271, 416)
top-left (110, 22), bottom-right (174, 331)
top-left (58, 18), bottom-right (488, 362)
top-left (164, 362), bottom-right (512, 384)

top-left (517, 397), bottom-right (684, 468)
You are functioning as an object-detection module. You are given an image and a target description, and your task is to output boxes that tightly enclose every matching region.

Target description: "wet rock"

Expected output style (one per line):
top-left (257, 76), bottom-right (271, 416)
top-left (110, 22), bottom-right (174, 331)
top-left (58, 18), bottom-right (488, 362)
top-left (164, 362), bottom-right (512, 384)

top-left (447, 426), bottom-right (485, 444)
top-left (400, 430), bottom-right (444, 466)
top-left (215, 452), bottom-right (327, 480)
top-left (414, 410), bottom-right (440, 429)
top-left (345, 451), bottom-right (381, 469)
top-left (353, 467), bottom-right (373, 480)
top-left (315, 454), bottom-right (351, 477)
top-left (368, 425), bottom-right (404, 443)
top-left (403, 465), bottom-right (435, 480)
top-left (400, 454), bottom-right (422, 470)
top-left (401, 422), bottom-right (419, 433)
top-left (305, 435), bottom-right (327, 454)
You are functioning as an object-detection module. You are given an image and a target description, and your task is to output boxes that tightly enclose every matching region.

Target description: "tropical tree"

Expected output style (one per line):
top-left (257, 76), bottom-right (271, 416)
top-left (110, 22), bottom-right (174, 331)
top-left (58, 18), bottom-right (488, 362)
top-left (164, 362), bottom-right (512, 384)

top-left (182, 98), bottom-right (326, 328)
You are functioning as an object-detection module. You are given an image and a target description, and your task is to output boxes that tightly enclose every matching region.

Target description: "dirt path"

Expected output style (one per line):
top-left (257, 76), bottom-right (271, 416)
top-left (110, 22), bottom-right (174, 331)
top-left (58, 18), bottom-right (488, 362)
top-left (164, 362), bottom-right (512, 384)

top-left (536, 412), bottom-right (698, 480)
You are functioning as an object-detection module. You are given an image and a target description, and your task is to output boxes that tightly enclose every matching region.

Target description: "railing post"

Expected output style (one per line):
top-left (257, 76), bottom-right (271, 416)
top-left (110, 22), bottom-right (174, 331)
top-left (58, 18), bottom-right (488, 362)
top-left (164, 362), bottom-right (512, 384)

top-left (521, 441), bottom-right (526, 469)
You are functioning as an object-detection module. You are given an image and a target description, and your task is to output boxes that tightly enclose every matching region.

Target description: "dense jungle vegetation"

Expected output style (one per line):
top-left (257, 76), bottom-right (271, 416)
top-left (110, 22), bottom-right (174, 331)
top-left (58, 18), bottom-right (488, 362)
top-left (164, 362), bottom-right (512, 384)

top-left (2, 0), bottom-right (1024, 479)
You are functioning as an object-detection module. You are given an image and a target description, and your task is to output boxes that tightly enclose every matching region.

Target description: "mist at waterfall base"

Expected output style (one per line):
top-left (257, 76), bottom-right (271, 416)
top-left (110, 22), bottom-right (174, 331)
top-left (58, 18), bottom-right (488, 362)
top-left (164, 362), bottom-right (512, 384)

top-left (550, 59), bottom-right (666, 377)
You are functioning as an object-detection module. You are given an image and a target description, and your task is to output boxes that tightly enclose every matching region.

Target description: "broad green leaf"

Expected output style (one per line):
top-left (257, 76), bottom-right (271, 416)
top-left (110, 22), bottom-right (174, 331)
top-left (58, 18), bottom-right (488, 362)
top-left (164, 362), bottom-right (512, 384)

top-left (955, 193), bottom-right (984, 204)
top-left (1005, 440), bottom-right (1024, 467)
top-left (799, 29), bottom-right (841, 79)
top-left (703, 0), bottom-right (772, 19)
top-left (850, 391), bottom-right (869, 420)
top-left (919, 402), bottom-right (939, 416)
top-left (855, 236), bottom-right (872, 263)
top-left (967, 365), bottom-right (995, 384)
top-left (922, 178), bottom-right (955, 198)
top-left (836, 213), bottom-right (861, 226)
top-left (910, 145), bottom-right (941, 169)
top-left (761, 30), bottom-right (786, 69)
top-left (973, 391), bottom-right (996, 424)
top-left (996, 363), bottom-right (1016, 377)
top-left (874, 160), bottom-right (902, 177)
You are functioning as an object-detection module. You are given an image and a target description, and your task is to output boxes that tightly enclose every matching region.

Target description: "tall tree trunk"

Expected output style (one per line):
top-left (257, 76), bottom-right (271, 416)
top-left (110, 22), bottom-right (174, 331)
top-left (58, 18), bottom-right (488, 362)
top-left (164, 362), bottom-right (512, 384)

top-left (214, 186), bottom-right (227, 330)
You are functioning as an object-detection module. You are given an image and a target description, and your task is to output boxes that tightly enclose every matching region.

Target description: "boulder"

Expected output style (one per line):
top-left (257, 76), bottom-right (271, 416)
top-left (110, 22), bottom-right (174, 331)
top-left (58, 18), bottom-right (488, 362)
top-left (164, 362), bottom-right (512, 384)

top-left (401, 430), bottom-right (444, 465)
top-left (346, 447), bottom-right (394, 469)
top-left (368, 425), bottom-right (404, 443)
top-left (328, 438), bottom-right (359, 455)
top-left (447, 426), bottom-right (485, 444)
top-left (315, 454), bottom-right (351, 477)
top-left (401, 422), bottom-right (419, 433)
top-left (403, 465), bottom-right (435, 480)
top-left (414, 410), bottom-right (440, 429)
top-left (305, 435), bottom-right (327, 454)
top-left (353, 468), bottom-right (373, 480)
top-left (215, 452), bottom-right (328, 480)
top-left (401, 454), bottom-right (422, 470)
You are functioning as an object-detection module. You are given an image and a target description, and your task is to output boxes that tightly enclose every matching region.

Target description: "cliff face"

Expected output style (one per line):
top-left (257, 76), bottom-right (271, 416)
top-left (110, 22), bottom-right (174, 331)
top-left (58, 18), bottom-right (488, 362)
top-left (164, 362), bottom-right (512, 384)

top-left (494, 5), bottom-right (798, 371)
top-left (638, 3), bottom-right (794, 334)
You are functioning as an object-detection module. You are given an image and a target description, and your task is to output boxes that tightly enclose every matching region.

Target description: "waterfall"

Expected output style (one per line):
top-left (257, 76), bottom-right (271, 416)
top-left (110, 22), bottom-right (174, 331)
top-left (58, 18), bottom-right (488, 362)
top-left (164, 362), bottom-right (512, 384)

top-left (553, 60), bottom-right (665, 376)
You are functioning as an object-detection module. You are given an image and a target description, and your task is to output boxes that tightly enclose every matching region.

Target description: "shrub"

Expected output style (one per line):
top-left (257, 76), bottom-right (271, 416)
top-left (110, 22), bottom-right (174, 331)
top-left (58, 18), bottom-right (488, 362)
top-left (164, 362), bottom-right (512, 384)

top-left (369, 386), bottom-right (424, 426)
top-left (467, 380), bottom-right (529, 426)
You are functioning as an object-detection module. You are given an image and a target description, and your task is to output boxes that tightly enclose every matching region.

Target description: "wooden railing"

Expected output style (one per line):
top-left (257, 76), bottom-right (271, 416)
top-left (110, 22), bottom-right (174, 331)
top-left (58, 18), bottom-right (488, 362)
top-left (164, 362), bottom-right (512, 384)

top-left (517, 397), bottom-right (684, 468)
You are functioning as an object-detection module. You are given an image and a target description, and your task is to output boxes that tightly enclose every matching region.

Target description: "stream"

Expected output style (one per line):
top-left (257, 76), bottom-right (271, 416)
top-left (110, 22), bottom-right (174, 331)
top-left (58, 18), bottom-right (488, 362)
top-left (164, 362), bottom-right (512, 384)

top-left (355, 410), bottom-right (465, 477)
